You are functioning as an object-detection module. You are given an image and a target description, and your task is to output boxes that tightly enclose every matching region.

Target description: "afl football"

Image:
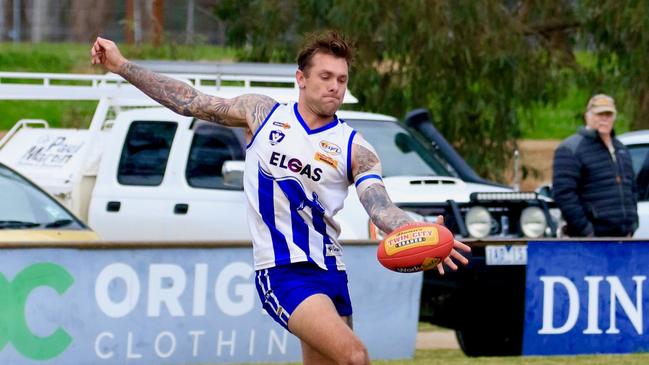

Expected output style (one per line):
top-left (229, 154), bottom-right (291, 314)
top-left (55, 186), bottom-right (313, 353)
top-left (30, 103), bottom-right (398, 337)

top-left (377, 222), bottom-right (454, 273)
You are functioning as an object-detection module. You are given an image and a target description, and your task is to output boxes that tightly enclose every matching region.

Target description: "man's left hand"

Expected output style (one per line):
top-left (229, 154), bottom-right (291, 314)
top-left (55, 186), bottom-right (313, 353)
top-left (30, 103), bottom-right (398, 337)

top-left (434, 215), bottom-right (471, 274)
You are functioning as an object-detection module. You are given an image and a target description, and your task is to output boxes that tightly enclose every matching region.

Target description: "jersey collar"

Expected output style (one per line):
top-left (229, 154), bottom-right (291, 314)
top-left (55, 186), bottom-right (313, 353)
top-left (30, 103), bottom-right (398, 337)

top-left (294, 103), bottom-right (339, 135)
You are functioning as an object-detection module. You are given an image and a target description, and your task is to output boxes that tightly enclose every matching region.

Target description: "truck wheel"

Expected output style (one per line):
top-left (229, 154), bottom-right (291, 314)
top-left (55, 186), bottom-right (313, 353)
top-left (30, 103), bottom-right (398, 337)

top-left (455, 327), bottom-right (520, 356)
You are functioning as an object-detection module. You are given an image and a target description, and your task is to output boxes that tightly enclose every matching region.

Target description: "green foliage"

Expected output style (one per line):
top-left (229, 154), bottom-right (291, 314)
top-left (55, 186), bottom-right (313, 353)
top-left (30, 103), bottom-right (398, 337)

top-left (4, 0), bottom-right (649, 182)
top-left (0, 42), bottom-right (235, 129)
top-left (0, 42), bottom-right (236, 74)
top-left (0, 42), bottom-right (87, 73)
top-left (214, 0), bottom-right (649, 181)
top-left (580, 0), bottom-right (649, 130)
top-left (519, 85), bottom-right (632, 139)
top-left (119, 42), bottom-right (237, 63)
top-left (0, 101), bottom-right (97, 130)
top-left (214, 0), bottom-right (575, 181)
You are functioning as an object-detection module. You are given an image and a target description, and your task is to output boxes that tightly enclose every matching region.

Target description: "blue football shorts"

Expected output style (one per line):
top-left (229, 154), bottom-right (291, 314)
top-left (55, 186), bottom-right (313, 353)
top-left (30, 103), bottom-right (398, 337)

top-left (254, 262), bottom-right (353, 332)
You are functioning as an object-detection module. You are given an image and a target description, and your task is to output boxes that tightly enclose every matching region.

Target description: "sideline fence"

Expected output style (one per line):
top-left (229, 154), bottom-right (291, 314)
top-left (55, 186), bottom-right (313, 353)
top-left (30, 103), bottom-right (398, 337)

top-left (0, 240), bottom-right (421, 364)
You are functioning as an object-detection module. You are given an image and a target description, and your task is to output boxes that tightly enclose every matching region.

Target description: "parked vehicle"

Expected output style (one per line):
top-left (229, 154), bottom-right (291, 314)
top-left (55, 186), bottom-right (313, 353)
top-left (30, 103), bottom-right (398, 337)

top-left (616, 130), bottom-right (649, 238)
top-left (0, 67), bottom-right (557, 355)
top-left (0, 162), bottom-right (98, 241)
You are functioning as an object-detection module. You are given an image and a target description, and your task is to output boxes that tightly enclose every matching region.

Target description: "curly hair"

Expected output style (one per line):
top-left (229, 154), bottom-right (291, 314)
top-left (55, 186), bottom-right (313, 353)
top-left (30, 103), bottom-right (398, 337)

top-left (297, 30), bottom-right (354, 75)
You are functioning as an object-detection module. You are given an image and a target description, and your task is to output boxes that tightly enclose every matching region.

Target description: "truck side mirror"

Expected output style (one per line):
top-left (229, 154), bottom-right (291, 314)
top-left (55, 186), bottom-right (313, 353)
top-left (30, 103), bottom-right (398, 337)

top-left (395, 132), bottom-right (413, 153)
top-left (222, 160), bottom-right (245, 189)
top-left (536, 183), bottom-right (553, 199)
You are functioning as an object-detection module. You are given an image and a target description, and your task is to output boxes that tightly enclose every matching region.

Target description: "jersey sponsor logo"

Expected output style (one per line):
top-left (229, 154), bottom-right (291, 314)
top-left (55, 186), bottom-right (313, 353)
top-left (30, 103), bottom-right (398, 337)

top-left (272, 121), bottom-right (291, 129)
top-left (314, 152), bottom-right (338, 169)
top-left (326, 244), bottom-right (342, 256)
top-left (270, 151), bottom-right (322, 181)
top-left (269, 130), bottom-right (286, 145)
top-left (319, 140), bottom-right (342, 156)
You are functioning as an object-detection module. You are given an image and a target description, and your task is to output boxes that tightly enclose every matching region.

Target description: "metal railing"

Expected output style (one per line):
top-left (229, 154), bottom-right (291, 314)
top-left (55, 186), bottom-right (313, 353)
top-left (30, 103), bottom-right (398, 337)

top-left (0, 70), bottom-right (358, 103)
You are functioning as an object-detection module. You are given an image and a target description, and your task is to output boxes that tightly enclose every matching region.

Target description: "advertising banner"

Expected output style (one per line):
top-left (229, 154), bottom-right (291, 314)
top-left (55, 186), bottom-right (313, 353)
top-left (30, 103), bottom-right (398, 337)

top-left (0, 244), bottom-right (422, 364)
top-left (523, 241), bottom-right (649, 355)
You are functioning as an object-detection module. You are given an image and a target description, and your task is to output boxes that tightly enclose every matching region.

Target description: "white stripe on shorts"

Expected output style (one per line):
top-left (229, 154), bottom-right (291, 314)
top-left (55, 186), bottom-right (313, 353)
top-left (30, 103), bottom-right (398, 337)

top-left (257, 270), bottom-right (289, 326)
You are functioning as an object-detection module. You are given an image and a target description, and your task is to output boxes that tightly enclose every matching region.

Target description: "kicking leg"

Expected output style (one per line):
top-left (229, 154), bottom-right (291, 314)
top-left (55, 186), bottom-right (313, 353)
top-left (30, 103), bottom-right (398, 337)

top-left (299, 315), bottom-right (355, 365)
top-left (288, 294), bottom-right (369, 365)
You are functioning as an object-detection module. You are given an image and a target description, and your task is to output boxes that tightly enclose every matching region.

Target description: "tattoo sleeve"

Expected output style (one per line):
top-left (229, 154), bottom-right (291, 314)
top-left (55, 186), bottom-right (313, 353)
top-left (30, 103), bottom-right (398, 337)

top-left (360, 184), bottom-right (414, 234)
top-left (118, 62), bottom-right (276, 132)
top-left (352, 135), bottom-right (414, 234)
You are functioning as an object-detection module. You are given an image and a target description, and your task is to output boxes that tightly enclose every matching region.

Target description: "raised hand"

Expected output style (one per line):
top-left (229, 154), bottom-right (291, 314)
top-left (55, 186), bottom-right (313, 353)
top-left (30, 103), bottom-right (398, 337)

top-left (91, 37), bottom-right (128, 73)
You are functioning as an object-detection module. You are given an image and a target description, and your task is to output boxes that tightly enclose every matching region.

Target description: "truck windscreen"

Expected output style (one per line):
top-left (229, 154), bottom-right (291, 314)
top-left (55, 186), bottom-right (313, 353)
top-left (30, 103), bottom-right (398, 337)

top-left (346, 120), bottom-right (454, 178)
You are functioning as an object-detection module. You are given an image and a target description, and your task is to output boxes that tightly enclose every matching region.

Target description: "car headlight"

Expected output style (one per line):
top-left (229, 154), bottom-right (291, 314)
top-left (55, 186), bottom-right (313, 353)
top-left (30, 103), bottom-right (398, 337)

top-left (465, 206), bottom-right (491, 238)
top-left (368, 211), bottom-right (425, 240)
top-left (520, 206), bottom-right (547, 238)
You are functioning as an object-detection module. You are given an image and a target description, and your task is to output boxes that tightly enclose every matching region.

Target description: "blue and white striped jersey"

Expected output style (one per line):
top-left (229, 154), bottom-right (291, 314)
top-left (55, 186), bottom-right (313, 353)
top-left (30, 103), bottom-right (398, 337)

top-left (244, 102), bottom-right (357, 271)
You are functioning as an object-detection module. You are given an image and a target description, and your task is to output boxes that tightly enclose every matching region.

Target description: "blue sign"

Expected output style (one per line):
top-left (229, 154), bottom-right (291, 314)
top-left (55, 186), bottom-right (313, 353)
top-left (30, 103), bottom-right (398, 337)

top-left (523, 241), bottom-right (649, 355)
top-left (0, 245), bottom-right (421, 364)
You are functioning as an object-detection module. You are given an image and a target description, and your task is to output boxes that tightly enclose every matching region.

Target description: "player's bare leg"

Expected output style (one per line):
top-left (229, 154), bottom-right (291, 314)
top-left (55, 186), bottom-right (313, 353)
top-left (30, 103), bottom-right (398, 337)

top-left (300, 340), bottom-right (337, 365)
top-left (297, 316), bottom-right (356, 365)
top-left (288, 294), bottom-right (369, 365)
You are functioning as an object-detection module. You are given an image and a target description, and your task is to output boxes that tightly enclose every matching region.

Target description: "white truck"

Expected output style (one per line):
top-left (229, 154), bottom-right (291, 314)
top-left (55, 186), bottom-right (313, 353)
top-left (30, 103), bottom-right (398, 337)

top-left (0, 66), bottom-right (558, 356)
top-left (616, 130), bottom-right (649, 238)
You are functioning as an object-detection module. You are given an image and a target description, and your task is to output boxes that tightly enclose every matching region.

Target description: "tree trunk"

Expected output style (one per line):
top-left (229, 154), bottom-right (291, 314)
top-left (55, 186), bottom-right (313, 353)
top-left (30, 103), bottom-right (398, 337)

top-left (632, 86), bottom-right (649, 130)
top-left (185, 0), bottom-right (194, 44)
top-left (0, 0), bottom-right (5, 41)
top-left (12, 0), bottom-right (21, 42)
top-left (151, 0), bottom-right (163, 46)
top-left (71, 0), bottom-right (113, 42)
top-left (134, 0), bottom-right (142, 43)
top-left (125, 0), bottom-right (144, 44)
top-left (30, 0), bottom-right (47, 42)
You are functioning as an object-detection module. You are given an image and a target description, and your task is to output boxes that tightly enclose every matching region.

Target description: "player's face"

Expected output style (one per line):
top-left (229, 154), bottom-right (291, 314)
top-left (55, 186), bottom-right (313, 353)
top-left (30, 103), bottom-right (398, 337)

top-left (585, 111), bottom-right (615, 136)
top-left (298, 52), bottom-right (348, 118)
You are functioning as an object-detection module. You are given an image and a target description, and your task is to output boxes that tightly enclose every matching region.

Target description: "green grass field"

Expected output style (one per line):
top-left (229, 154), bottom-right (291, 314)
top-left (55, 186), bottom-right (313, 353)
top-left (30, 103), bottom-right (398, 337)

top-left (393, 350), bottom-right (649, 365)
top-left (219, 323), bottom-right (649, 364)
top-left (227, 349), bottom-right (649, 365)
top-left (225, 324), bottom-right (649, 365)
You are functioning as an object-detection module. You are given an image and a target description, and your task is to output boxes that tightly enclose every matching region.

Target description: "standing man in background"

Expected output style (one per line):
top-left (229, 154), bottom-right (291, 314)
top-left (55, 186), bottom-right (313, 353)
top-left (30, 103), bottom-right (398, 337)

top-left (552, 94), bottom-right (638, 237)
top-left (91, 30), bottom-right (470, 365)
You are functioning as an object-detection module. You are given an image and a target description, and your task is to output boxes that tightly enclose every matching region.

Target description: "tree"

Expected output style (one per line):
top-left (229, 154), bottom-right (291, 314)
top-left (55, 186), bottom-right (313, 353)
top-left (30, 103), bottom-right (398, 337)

top-left (582, 0), bottom-right (649, 130)
top-left (71, 0), bottom-right (114, 42)
top-left (214, 0), bottom-right (580, 181)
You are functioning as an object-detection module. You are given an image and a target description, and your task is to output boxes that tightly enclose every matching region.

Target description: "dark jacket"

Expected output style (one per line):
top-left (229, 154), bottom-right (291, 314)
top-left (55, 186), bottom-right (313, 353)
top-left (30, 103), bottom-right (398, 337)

top-left (552, 127), bottom-right (638, 237)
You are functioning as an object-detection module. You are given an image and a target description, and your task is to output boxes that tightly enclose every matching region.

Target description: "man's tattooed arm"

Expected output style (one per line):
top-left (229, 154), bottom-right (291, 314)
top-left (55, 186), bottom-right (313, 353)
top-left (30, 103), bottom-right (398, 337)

top-left (353, 134), bottom-right (471, 274)
top-left (352, 134), bottom-right (413, 234)
top-left (118, 62), bottom-right (276, 131)
top-left (360, 184), bottom-right (414, 233)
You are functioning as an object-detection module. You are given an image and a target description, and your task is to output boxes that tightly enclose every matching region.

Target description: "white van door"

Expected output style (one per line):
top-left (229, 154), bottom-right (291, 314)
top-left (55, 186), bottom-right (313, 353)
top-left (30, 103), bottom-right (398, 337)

top-left (88, 118), bottom-right (183, 241)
